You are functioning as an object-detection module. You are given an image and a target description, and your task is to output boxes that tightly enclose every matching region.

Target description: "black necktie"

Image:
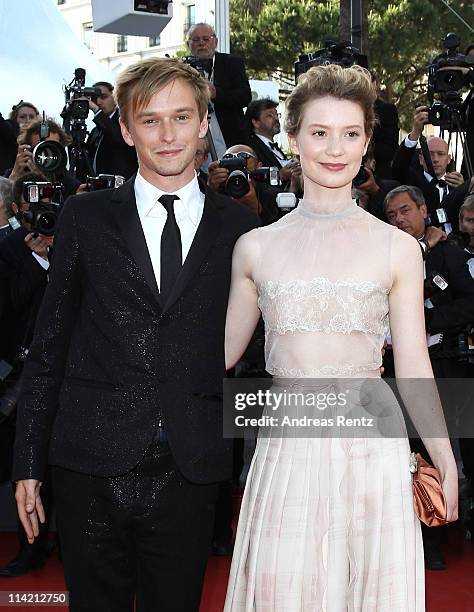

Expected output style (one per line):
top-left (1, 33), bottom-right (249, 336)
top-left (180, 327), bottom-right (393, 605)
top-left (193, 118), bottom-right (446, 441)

top-left (431, 177), bottom-right (448, 202)
top-left (269, 141), bottom-right (286, 160)
top-left (159, 194), bottom-right (181, 301)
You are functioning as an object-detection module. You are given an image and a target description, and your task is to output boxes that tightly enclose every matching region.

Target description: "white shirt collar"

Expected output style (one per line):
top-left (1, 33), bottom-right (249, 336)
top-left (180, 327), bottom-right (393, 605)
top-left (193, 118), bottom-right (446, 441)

top-left (134, 171), bottom-right (203, 226)
top-left (256, 133), bottom-right (275, 148)
top-left (424, 170), bottom-right (446, 183)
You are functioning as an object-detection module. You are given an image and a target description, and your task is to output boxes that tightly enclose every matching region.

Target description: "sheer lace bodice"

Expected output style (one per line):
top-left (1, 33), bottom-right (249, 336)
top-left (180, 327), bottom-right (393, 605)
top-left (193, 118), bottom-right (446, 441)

top-left (253, 201), bottom-right (396, 377)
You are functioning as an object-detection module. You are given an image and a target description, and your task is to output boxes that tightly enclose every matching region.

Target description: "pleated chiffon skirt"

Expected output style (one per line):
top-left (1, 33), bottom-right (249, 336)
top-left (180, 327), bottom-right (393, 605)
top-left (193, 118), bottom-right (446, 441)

top-left (224, 435), bottom-right (424, 611)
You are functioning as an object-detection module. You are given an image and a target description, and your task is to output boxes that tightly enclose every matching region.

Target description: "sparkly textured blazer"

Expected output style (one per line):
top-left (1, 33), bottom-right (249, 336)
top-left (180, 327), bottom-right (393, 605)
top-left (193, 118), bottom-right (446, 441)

top-left (12, 177), bottom-right (259, 484)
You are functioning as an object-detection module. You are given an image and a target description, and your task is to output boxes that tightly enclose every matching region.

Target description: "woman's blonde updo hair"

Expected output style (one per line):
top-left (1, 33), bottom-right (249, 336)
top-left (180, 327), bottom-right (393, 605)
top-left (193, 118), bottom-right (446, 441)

top-left (284, 64), bottom-right (377, 136)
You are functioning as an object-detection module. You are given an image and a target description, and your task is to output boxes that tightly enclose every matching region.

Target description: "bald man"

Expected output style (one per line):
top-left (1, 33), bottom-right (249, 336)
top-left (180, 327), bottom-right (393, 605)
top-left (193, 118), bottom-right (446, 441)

top-left (392, 105), bottom-right (464, 231)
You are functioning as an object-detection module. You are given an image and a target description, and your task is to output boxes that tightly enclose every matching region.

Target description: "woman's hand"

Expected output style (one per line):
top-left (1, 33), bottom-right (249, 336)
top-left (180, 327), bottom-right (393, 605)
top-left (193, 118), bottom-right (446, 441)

top-left (441, 470), bottom-right (458, 522)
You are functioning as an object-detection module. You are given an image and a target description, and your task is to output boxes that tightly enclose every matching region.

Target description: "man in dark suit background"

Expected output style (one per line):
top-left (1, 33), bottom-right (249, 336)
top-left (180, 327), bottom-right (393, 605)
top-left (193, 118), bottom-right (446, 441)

top-left (384, 184), bottom-right (474, 569)
top-left (392, 105), bottom-right (465, 231)
top-left (244, 97), bottom-right (301, 188)
top-left (85, 81), bottom-right (138, 180)
top-left (187, 23), bottom-right (251, 156)
top-left (13, 58), bottom-right (258, 611)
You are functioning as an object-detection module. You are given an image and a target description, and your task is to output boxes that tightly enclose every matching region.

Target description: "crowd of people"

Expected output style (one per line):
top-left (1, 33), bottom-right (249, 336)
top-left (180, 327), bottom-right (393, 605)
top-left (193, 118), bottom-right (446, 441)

top-left (0, 20), bottom-right (473, 612)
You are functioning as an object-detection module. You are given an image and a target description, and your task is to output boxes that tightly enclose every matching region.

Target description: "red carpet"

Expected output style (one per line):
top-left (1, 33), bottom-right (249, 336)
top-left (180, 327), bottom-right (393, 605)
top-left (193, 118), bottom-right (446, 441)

top-left (0, 530), bottom-right (473, 611)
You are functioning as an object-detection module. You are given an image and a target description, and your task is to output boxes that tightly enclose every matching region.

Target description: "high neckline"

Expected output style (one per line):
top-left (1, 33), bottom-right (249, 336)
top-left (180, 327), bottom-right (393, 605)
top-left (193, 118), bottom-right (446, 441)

top-left (297, 199), bottom-right (359, 219)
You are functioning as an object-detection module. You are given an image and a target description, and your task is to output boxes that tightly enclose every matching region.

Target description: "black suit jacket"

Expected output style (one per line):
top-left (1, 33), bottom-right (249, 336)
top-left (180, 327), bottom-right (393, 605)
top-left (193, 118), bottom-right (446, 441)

top-left (424, 240), bottom-right (474, 350)
top-left (247, 133), bottom-right (283, 168)
top-left (87, 109), bottom-right (138, 180)
top-left (372, 99), bottom-right (399, 180)
top-left (0, 226), bottom-right (48, 363)
top-left (212, 52), bottom-right (252, 147)
top-left (13, 179), bottom-right (259, 484)
top-left (392, 141), bottom-right (446, 218)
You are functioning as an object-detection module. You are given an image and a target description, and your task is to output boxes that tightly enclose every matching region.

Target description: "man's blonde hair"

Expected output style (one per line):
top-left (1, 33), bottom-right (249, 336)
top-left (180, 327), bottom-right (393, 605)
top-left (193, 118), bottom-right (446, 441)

top-left (284, 63), bottom-right (376, 136)
top-left (115, 57), bottom-right (210, 125)
top-left (459, 194), bottom-right (474, 221)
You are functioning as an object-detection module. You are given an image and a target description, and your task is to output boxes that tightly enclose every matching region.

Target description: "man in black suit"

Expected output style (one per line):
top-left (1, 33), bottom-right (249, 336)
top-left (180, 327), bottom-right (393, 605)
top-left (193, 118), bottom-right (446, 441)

top-left (385, 184), bottom-right (474, 569)
top-left (0, 172), bottom-right (55, 578)
top-left (13, 58), bottom-right (258, 611)
top-left (244, 98), bottom-right (301, 188)
top-left (392, 105), bottom-right (465, 231)
top-left (85, 81), bottom-right (138, 180)
top-left (187, 23), bottom-right (251, 156)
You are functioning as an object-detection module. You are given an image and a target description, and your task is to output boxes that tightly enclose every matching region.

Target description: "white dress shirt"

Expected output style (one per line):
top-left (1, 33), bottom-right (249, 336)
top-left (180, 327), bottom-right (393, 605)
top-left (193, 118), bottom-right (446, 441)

top-left (134, 172), bottom-right (205, 290)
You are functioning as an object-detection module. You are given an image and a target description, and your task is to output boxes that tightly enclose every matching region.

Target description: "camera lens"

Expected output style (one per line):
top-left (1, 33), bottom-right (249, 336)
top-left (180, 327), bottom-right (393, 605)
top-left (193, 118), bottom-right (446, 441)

top-left (33, 141), bottom-right (67, 173)
top-left (226, 170), bottom-right (250, 199)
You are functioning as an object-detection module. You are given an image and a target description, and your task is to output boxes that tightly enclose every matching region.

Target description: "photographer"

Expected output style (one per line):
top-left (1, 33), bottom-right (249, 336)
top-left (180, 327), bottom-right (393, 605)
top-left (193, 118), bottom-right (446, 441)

top-left (6, 118), bottom-right (80, 199)
top-left (207, 144), bottom-right (280, 224)
top-left (384, 184), bottom-right (474, 569)
top-left (0, 171), bottom-right (56, 577)
top-left (351, 145), bottom-right (399, 218)
top-left (84, 81), bottom-right (138, 180)
top-left (0, 177), bottom-right (14, 241)
top-left (392, 108), bottom-right (464, 231)
top-left (186, 23), bottom-right (251, 155)
top-left (0, 102), bottom-right (39, 175)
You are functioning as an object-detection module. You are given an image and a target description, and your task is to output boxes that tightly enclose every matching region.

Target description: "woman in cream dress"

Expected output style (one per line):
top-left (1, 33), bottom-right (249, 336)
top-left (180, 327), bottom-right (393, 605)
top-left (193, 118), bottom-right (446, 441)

top-left (223, 65), bottom-right (458, 611)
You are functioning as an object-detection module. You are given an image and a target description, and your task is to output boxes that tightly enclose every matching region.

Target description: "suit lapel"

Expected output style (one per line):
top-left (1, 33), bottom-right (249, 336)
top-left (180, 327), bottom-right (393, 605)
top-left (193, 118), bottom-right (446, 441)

top-left (162, 190), bottom-right (222, 314)
top-left (112, 177), bottom-right (162, 307)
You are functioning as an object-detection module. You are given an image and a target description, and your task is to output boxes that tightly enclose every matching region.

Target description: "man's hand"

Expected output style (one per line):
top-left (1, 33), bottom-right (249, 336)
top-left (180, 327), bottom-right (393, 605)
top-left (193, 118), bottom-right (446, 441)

top-left (238, 179), bottom-right (261, 214)
top-left (207, 161), bottom-right (228, 192)
top-left (356, 167), bottom-right (380, 195)
top-left (408, 106), bottom-right (429, 141)
top-left (444, 171), bottom-right (464, 189)
top-left (279, 160), bottom-right (300, 183)
top-left (25, 233), bottom-right (54, 261)
top-left (15, 479), bottom-right (45, 544)
top-left (424, 225), bottom-right (447, 249)
top-left (10, 145), bottom-right (35, 181)
top-left (288, 165), bottom-right (303, 194)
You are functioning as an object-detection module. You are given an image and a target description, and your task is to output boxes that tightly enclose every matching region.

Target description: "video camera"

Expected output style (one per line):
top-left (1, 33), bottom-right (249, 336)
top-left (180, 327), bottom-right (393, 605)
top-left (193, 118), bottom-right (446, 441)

top-left (218, 157), bottom-right (279, 198)
top-left (294, 40), bottom-right (368, 81)
top-left (427, 33), bottom-right (474, 131)
top-left (62, 68), bottom-right (101, 123)
top-left (86, 174), bottom-right (125, 191)
top-left (20, 181), bottom-right (62, 236)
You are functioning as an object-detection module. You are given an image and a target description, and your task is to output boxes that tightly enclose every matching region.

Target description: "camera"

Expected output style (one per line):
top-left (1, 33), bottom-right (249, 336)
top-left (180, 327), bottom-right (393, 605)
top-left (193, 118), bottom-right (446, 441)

top-left (21, 181), bottom-right (62, 236)
top-left (352, 165), bottom-right (369, 187)
top-left (62, 68), bottom-right (102, 122)
top-left (218, 158), bottom-right (280, 199)
top-left (219, 157), bottom-right (249, 198)
top-left (250, 167), bottom-right (280, 186)
top-left (295, 40), bottom-right (368, 80)
top-left (183, 56), bottom-right (213, 78)
top-left (86, 174), bottom-right (125, 191)
top-left (427, 33), bottom-right (474, 131)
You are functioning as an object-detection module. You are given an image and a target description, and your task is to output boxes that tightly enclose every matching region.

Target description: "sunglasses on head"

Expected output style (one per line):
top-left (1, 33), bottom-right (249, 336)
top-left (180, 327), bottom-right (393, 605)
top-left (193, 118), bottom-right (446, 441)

top-left (222, 152), bottom-right (256, 161)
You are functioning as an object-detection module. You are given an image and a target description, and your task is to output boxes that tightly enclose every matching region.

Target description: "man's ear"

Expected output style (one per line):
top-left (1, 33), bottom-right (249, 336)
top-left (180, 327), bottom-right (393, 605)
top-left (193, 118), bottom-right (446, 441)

top-left (11, 202), bottom-right (19, 215)
top-left (256, 161), bottom-right (263, 168)
top-left (251, 118), bottom-right (259, 131)
top-left (199, 112), bottom-right (208, 139)
top-left (420, 203), bottom-right (428, 220)
top-left (119, 117), bottom-right (134, 148)
top-left (288, 133), bottom-right (299, 156)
